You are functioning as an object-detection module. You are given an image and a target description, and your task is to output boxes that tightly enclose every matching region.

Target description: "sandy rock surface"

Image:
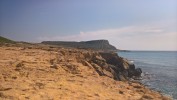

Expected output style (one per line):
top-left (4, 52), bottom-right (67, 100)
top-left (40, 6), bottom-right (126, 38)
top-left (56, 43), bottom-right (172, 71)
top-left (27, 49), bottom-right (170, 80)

top-left (0, 45), bottom-right (171, 100)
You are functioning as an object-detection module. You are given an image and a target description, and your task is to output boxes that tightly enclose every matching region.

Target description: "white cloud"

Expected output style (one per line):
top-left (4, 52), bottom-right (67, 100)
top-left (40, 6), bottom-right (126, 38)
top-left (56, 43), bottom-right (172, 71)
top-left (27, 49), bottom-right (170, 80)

top-left (38, 21), bottom-right (177, 50)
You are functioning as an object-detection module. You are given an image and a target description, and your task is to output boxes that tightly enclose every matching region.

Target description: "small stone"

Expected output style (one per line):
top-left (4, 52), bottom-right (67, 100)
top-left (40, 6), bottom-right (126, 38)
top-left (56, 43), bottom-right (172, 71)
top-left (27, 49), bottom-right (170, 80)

top-left (50, 64), bottom-right (58, 69)
top-left (119, 91), bottom-right (124, 94)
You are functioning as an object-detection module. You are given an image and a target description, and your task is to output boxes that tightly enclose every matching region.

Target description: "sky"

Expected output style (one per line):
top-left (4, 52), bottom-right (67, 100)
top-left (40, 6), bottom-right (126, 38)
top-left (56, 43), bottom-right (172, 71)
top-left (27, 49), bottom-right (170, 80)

top-left (0, 0), bottom-right (177, 50)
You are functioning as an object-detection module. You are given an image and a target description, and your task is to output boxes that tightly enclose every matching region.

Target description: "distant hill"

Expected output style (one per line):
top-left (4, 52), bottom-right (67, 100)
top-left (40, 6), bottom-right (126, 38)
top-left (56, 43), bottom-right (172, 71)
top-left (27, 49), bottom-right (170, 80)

top-left (42, 40), bottom-right (117, 51)
top-left (0, 36), bottom-right (15, 43)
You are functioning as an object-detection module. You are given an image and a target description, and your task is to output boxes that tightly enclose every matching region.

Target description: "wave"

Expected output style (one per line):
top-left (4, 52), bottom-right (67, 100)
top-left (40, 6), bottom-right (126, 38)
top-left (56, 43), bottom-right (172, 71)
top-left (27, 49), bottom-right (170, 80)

top-left (118, 51), bottom-right (177, 99)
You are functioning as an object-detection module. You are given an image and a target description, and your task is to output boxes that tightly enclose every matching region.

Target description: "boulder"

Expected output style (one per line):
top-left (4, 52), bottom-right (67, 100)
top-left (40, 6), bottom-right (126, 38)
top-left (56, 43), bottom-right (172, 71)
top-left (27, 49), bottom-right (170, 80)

top-left (122, 61), bottom-right (129, 70)
top-left (109, 67), bottom-right (120, 80)
top-left (50, 64), bottom-right (58, 69)
top-left (134, 68), bottom-right (142, 76)
top-left (128, 68), bottom-right (142, 77)
top-left (91, 63), bottom-right (104, 76)
top-left (118, 73), bottom-right (127, 81)
top-left (102, 69), bottom-right (114, 78)
top-left (129, 64), bottom-right (135, 70)
top-left (93, 55), bottom-right (106, 62)
top-left (81, 60), bottom-right (94, 69)
top-left (99, 52), bottom-right (120, 65)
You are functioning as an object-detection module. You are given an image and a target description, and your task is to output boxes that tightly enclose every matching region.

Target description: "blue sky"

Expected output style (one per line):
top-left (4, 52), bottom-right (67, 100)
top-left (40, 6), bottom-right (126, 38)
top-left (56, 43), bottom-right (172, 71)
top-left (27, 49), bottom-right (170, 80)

top-left (0, 0), bottom-right (177, 50)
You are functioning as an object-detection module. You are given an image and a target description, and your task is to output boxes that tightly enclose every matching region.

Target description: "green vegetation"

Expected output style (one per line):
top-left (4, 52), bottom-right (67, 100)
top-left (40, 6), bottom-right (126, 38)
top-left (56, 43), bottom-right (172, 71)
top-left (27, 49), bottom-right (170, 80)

top-left (0, 36), bottom-right (15, 43)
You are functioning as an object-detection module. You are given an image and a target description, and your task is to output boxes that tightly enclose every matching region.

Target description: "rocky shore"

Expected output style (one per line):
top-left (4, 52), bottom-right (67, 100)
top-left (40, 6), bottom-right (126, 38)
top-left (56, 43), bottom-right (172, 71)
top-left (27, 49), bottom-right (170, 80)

top-left (0, 43), bottom-right (171, 100)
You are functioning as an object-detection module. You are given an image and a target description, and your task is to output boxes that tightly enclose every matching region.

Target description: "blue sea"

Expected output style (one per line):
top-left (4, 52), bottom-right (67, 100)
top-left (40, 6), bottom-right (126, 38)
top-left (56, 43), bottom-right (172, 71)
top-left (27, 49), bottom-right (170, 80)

top-left (118, 51), bottom-right (177, 99)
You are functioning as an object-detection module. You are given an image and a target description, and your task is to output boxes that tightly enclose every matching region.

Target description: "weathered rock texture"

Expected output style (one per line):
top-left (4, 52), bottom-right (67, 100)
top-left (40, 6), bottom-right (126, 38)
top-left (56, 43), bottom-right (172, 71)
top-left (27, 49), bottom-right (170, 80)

top-left (0, 43), bottom-right (171, 100)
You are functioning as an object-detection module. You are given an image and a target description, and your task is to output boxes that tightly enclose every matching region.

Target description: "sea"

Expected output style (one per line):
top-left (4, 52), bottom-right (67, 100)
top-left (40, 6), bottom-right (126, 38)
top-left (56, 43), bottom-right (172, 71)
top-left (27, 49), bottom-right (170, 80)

top-left (118, 51), bottom-right (177, 99)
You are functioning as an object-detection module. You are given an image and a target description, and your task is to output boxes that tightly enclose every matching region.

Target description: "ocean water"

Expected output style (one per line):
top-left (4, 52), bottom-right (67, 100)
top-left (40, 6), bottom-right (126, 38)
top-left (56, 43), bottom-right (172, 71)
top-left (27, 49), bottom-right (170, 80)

top-left (118, 51), bottom-right (177, 99)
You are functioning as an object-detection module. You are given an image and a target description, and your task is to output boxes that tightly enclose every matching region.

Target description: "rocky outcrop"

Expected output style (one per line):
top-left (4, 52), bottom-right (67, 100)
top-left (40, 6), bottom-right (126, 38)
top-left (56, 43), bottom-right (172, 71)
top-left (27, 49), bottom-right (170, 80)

top-left (41, 40), bottom-right (117, 51)
top-left (59, 49), bottom-right (142, 81)
top-left (85, 52), bottom-right (142, 81)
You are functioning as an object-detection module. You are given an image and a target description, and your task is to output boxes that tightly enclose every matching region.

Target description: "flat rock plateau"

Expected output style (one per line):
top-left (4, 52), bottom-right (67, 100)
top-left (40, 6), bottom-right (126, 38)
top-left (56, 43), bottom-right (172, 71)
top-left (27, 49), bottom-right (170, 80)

top-left (0, 43), bottom-right (171, 100)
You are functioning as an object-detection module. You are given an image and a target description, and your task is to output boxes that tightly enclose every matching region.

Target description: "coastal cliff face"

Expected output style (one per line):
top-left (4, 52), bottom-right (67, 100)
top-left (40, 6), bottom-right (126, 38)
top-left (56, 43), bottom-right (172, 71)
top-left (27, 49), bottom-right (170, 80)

top-left (41, 40), bottom-right (117, 51)
top-left (0, 43), bottom-right (170, 100)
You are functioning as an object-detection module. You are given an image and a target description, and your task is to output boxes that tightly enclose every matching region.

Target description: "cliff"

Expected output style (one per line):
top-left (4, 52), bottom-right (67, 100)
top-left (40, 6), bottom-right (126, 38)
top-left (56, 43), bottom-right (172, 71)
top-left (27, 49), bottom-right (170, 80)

top-left (41, 40), bottom-right (117, 51)
top-left (0, 43), bottom-right (170, 100)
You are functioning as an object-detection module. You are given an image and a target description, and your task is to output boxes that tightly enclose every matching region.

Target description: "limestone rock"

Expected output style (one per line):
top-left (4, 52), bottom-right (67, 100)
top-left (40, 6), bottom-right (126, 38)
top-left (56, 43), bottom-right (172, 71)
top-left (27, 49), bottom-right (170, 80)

top-left (91, 63), bottom-right (104, 76)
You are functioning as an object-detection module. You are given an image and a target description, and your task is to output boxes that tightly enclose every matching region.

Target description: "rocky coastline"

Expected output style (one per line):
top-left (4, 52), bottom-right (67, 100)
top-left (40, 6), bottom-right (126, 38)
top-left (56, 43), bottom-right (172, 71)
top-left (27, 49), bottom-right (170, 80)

top-left (0, 43), bottom-right (171, 100)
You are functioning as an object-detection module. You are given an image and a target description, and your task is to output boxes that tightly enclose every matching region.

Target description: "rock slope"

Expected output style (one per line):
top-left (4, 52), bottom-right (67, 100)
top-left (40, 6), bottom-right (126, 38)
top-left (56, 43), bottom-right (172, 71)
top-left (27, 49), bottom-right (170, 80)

top-left (0, 43), bottom-right (171, 100)
top-left (0, 36), bottom-right (15, 43)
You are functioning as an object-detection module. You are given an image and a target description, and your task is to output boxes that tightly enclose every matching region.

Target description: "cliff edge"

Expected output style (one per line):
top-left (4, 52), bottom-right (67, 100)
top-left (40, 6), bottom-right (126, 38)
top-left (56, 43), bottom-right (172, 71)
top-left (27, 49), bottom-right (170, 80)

top-left (42, 40), bottom-right (117, 51)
